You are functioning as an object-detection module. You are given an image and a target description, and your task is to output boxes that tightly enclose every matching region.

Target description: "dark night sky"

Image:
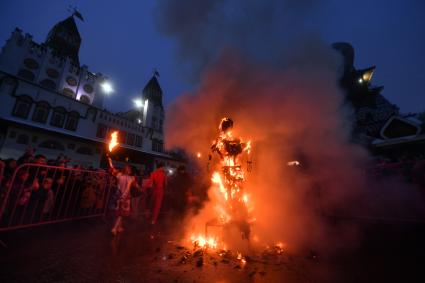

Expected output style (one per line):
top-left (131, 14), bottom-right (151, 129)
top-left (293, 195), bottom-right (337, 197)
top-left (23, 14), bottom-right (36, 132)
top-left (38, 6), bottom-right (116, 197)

top-left (0, 0), bottom-right (424, 113)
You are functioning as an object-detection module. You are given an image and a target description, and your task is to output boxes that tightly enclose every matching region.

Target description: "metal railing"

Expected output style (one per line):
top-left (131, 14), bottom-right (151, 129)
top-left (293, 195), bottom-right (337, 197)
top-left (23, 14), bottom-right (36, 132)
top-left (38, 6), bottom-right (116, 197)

top-left (0, 164), bottom-right (114, 232)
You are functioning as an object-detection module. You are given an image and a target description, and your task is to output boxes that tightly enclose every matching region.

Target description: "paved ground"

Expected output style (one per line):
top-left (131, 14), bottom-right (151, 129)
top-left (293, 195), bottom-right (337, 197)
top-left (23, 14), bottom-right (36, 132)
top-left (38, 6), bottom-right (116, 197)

top-left (0, 217), bottom-right (425, 282)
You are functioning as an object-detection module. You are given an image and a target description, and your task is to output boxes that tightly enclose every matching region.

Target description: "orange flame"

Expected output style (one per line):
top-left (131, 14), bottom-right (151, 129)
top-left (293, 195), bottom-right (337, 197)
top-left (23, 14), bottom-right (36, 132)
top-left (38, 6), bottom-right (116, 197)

top-left (190, 234), bottom-right (218, 249)
top-left (108, 131), bottom-right (119, 152)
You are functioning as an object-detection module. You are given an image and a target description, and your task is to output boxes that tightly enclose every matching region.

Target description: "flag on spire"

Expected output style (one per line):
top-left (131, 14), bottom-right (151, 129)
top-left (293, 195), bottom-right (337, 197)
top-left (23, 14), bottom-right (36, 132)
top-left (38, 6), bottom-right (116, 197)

top-left (73, 9), bottom-right (84, 22)
top-left (68, 5), bottom-right (84, 22)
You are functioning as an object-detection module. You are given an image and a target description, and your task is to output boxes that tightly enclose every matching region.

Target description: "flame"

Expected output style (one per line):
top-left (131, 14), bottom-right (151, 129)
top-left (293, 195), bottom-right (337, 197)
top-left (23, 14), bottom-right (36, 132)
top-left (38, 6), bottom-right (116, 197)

top-left (188, 119), bottom-right (255, 251)
top-left (108, 131), bottom-right (119, 152)
top-left (237, 252), bottom-right (247, 266)
top-left (212, 171), bottom-right (228, 200)
top-left (191, 234), bottom-right (218, 249)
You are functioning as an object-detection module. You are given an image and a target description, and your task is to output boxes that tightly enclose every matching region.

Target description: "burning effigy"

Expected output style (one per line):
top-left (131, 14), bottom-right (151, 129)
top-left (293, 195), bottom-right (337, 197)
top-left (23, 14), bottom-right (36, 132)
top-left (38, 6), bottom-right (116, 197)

top-left (188, 118), bottom-right (255, 256)
top-left (206, 118), bottom-right (253, 239)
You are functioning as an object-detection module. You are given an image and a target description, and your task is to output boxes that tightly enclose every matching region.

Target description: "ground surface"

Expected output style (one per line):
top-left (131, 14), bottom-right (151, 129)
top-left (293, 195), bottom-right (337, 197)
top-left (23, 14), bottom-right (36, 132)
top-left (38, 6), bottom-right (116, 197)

top-left (0, 217), bottom-right (424, 283)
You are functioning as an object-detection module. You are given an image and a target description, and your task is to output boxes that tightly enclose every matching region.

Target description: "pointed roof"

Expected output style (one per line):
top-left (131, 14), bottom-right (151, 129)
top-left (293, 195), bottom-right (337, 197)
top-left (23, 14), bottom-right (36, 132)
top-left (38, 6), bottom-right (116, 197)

top-left (142, 75), bottom-right (163, 108)
top-left (45, 16), bottom-right (81, 65)
top-left (143, 75), bottom-right (163, 94)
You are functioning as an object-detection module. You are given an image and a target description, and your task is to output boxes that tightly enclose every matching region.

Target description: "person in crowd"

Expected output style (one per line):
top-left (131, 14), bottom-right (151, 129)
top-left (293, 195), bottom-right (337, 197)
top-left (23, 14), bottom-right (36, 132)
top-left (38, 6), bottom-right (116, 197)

top-left (32, 154), bottom-right (47, 165)
top-left (3, 159), bottom-right (17, 182)
top-left (17, 146), bottom-right (34, 165)
top-left (147, 162), bottom-right (167, 225)
top-left (26, 177), bottom-right (53, 223)
top-left (108, 156), bottom-right (141, 235)
top-left (0, 159), bottom-right (5, 186)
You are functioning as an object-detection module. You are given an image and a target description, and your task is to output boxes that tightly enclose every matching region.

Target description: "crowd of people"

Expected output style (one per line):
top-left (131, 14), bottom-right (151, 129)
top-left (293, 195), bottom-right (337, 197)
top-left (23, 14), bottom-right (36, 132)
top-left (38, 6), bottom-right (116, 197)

top-left (3, 146), bottom-right (422, 235)
top-left (0, 147), bottom-right (207, 235)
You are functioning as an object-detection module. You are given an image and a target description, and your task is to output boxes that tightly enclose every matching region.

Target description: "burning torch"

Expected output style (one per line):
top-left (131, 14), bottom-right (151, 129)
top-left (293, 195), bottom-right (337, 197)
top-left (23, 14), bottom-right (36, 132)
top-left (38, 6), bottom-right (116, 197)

top-left (107, 131), bottom-right (119, 168)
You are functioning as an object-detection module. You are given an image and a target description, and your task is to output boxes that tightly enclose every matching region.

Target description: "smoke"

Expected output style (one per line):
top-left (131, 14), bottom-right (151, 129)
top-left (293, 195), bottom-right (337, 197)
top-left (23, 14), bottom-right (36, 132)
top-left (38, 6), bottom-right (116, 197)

top-left (155, 0), bottom-right (425, 253)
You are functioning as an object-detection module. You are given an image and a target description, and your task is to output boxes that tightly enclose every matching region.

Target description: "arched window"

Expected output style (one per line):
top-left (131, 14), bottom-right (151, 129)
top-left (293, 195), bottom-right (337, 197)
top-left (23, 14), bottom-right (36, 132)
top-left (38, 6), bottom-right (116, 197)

top-left (65, 111), bottom-right (79, 131)
top-left (40, 79), bottom-right (56, 90)
top-left (46, 68), bottom-right (59, 79)
top-left (76, 146), bottom-right (93, 155)
top-left (62, 88), bottom-right (75, 98)
top-left (79, 95), bottom-right (91, 104)
top-left (32, 101), bottom-right (50, 123)
top-left (50, 107), bottom-right (66, 128)
top-left (12, 96), bottom-right (32, 118)
top-left (16, 134), bottom-right (29, 145)
top-left (17, 69), bottom-right (35, 81)
top-left (39, 140), bottom-right (65, 151)
top-left (23, 58), bottom-right (39, 69)
top-left (83, 84), bottom-right (94, 94)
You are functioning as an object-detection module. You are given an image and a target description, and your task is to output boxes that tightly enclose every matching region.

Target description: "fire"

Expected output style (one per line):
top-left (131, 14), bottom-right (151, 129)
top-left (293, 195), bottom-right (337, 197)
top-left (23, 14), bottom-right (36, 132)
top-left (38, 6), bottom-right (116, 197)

top-left (188, 118), bottom-right (254, 251)
top-left (197, 152), bottom-right (202, 158)
top-left (190, 234), bottom-right (218, 249)
top-left (237, 252), bottom-right (247, 266)
top-left (108, 131), bottom-right (119, 152)
top-left (212, 171), bottom-right (227, 200)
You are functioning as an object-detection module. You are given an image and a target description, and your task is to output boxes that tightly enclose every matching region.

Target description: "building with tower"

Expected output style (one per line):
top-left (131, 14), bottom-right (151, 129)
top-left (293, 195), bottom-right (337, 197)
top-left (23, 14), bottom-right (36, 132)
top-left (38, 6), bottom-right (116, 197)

top-left (0, 14), bottom-right (180, 170)
top-left (333, 42), bottom-right (425, 159)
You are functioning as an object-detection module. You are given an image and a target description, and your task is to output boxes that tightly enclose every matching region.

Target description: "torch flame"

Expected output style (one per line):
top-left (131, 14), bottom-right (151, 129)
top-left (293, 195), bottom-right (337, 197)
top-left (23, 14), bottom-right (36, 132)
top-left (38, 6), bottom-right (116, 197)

top-left (108, 131), bottom-right (119, 152)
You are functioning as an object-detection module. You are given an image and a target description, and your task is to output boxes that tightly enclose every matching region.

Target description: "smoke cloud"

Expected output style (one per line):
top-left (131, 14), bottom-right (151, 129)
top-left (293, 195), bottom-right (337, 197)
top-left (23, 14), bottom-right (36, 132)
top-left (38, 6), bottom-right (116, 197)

top-left (155, 0), bottom-right (425, 253)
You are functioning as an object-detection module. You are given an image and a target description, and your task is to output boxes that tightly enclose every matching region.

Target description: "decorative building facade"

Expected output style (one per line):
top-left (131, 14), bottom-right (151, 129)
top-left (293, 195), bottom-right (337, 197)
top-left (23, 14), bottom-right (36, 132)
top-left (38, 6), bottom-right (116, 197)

top-left (0, 15), bottom-right (180, 169)
top-left (333, 42), bottom-right (425, 158)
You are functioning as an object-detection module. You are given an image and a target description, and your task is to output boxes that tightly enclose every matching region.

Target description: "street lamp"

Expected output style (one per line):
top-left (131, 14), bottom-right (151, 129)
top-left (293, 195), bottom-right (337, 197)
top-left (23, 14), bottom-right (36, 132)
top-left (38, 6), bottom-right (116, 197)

top-left (133, 98), bottom-right (143, 108)
top-left (100, 81), bottom-right (114, 94)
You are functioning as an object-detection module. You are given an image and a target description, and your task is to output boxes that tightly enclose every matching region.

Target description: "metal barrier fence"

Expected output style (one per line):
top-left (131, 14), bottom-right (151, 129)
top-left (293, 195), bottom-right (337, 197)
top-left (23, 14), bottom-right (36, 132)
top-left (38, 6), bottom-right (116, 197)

top-left (0, 164), bottom-right (114, 232)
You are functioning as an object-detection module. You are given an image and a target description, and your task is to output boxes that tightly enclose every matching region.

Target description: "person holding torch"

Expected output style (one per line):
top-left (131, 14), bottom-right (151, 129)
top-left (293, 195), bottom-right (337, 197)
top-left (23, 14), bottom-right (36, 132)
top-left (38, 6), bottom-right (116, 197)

top-left (107, 131), bottom-right (141, 235)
